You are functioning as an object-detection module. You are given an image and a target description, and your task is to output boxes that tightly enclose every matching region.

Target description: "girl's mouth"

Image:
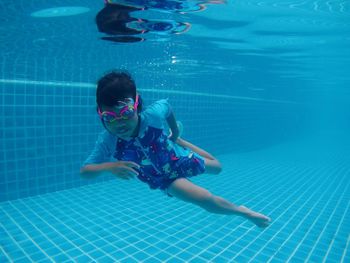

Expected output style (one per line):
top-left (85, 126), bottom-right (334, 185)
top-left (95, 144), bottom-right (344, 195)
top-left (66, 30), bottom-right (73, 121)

top-left (117, 128), bottom-right (129, 134)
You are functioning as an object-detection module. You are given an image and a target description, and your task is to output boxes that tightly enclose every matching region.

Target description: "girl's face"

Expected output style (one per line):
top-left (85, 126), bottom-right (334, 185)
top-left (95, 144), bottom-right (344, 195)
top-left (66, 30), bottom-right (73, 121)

top-left (98, 95), bottom-right (140, 138)
top-left (101, 104), bottom-right (139, 138)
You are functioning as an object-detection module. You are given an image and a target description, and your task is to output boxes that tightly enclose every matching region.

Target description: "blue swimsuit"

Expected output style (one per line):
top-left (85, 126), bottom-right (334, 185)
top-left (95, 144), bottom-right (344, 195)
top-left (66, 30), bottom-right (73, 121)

top-left (83, 99), bottom-right (205, 196)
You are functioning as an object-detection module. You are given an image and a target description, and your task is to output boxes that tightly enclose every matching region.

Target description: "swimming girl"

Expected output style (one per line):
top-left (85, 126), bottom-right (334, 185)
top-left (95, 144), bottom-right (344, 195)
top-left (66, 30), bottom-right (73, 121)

top-left (80, 70), bottom-right (271, 228)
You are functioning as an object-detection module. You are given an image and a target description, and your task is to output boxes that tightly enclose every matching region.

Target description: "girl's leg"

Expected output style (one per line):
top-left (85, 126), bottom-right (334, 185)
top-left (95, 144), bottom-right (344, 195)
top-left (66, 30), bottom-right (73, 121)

top-left (167, 178), bottom-right (271, 228)
top-left (175, 138), bottom-right (222, 174)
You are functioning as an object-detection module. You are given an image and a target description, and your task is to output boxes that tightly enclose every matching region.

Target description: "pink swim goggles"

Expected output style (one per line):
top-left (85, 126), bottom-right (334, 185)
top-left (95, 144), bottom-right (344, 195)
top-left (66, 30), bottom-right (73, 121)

top-left (98, 95), bottom-right (139, 123)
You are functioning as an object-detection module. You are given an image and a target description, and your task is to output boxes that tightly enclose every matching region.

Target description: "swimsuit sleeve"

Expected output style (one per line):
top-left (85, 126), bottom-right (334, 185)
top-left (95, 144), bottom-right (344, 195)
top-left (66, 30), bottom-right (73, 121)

top-left (144, 98), bottom-right (172, 129)
top-left (148, 98), bottom-right (171, 118)
top-left (83, 131), bottom-right (114, 166)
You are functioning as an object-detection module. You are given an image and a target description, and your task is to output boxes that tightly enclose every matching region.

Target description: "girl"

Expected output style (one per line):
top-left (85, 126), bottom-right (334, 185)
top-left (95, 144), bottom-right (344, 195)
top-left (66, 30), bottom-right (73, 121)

top-left (80, 70), bottom-right (271, 228)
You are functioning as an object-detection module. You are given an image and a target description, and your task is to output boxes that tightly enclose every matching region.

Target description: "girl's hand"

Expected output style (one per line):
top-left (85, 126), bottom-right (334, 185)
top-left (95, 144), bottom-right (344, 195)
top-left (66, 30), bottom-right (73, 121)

top-left (105, 161), bottom-right (140, 180)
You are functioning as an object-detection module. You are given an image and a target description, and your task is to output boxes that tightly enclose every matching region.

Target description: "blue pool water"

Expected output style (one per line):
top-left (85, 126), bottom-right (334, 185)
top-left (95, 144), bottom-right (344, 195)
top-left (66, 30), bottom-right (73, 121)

top-left (1, 0), bottom-right (349, 262)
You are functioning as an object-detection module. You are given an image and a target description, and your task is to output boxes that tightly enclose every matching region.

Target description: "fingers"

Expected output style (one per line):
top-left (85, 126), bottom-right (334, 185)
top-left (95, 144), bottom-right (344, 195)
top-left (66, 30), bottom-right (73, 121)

top-left (121, 162), bottom-right (140, 176)
top-left (123, 166), bottom-right (139, 176)
top-left (121, 161), bottom-right (141, 170)
top-left (112, 161), bottom-right (141, 180)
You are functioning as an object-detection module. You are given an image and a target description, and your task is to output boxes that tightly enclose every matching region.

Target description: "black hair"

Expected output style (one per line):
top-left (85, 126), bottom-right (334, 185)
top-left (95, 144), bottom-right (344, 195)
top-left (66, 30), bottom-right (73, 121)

top-left (96, 70), bottom-right (142, 112)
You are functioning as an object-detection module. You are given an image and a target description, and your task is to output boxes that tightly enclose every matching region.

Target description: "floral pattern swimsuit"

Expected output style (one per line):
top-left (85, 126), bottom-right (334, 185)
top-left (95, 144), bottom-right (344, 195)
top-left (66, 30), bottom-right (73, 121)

top-left (83, 99), bottom-right (205, 197)
top-left (115, 126), bottom-right (205, 196)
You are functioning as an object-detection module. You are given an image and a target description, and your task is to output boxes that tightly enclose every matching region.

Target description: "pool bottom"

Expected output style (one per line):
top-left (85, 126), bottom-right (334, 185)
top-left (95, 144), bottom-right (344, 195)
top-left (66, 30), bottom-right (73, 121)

top-left (1, 141), bottom-right (349, 262)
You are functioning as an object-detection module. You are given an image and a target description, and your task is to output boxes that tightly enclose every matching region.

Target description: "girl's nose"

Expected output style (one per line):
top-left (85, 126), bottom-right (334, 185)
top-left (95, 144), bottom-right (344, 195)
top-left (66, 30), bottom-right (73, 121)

top-left (116, 122), bottom-right (128, 129)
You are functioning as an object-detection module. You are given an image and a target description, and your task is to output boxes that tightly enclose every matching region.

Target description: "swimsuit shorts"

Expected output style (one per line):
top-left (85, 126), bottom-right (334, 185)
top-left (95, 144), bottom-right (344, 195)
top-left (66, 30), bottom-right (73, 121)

top-left (136, 152), bottom-right (206, 197)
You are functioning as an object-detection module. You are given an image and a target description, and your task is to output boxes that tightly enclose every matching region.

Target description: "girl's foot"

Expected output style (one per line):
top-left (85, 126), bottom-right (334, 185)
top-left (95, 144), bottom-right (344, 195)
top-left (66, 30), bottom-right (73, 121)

top-left (239, 205), bottom-right (271, 228)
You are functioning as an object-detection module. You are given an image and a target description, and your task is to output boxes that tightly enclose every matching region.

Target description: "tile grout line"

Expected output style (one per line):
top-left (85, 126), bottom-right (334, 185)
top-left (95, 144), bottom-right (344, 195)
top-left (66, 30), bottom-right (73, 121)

top-left (166, 162), bottom-right (291, 261)
top-left (340, 233), bottom-right (350, 263)
top-left (0, 231), bottom-right (17, 262)
top-left (2, 148), bottom-right (348, 262)
top-left (33, 195), bottom-right (122, 261)
top-left (289, 168), bottom-right (349, 262)
top-left (189, 164), bottom-right (309, 262)
top-left (8, 201), bottom-right (74, 261)
top-left (0, 207), bottom-right (55, 262)
top-left (18, 198), bottom-right (95, 261)
top-left (264, 159), bottom-right (347, 262)
top-left (248, 158), bottom-right (343, 262)
top-left (229, 163), bottom-right (328, 262)
top-left (39, 189), bottom-right (169, 261)
top-left (0, 78), bottom-right (299, 104)
top-left (60, 161), bottom-right (279, 261)
top-left (322, 198), bottom-right (350, 263)
top-left (59, 185), bottom-right (205, 261)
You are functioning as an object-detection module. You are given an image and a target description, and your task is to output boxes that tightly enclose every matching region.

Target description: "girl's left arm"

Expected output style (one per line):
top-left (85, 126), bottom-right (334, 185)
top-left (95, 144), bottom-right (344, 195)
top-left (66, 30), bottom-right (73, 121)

top-left (175, 137), bottom-right (222, 174)
top-left (166, 109), bottom-right (180, 142)
top-left (166, 107), bottom-right (222, 174)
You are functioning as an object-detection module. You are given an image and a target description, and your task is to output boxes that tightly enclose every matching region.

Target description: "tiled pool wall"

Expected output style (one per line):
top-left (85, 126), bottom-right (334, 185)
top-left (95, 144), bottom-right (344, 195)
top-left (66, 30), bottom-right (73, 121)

top-left (0, 80), bottom-right (307, 202)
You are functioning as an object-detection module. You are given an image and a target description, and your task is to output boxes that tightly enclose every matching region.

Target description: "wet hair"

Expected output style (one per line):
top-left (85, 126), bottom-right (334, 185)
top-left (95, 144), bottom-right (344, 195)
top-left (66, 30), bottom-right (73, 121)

top-left (96, 70), bottom-right (143, 113)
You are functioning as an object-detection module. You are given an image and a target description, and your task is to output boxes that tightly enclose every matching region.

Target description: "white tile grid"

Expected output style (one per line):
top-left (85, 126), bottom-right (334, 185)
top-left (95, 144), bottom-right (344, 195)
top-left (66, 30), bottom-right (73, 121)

top-left (0, 153), bottom-right (288, 262)
top-left (10, 202), bottom-right (79, 258)
top-left (24, 198), bottom-right (118, 261)
top-left (145, 164), bottom-right (274, 255)
top-left (1, 138), bottom-right (108, 197)
top-left (237, 164), bottom-right (328, 256)
top-left (182, 162), bottom-right (302, 262)
top-left (215, 159), bottom-right (277, 195)
top-left (18, 198), bottom-right (98, 261)
top-left (1, 76), bottom-right (294, 202)
top-left (0, 239), bottom-right (12, 262)
top-left (299, 170), bottom-right (349, 262)
top-left (6, 157), bottom-right (288, 262)
top-left (193, 156), bottom-right (271, 198)
top-left (1, 145), bottom-right (348, 262)
top-left (288, 166), bottom-right (348, 261)
top-left (53, 184), bottom-right (215, 261)
top-left (2, 83), bottom-right (93, 179)
top-left (148, 161), bottom-right (284, 250)
top-left (2, 160), bottom-right (254, 262)
top-left (248, 157), bottom-right (347, 262)
top-left (340, 234), bottom-right (350, 263)
top-left (322, 200), bottom-right (349, 263)
top-left (1, 95), bottom-right (192, 199)
top-left (0, 208), bottom-right (55, 262)
top-left (36, 187), bottom-right (179, 261)
top-left (226, 162), bottom-right (291, 204)
top-left (208, 167), bottom-right (318, 258)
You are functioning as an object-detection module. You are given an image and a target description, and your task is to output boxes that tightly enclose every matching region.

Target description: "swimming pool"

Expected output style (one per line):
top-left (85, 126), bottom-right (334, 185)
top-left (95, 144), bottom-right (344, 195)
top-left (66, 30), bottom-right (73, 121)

top-left (1, 0), bottom-right (349, 262)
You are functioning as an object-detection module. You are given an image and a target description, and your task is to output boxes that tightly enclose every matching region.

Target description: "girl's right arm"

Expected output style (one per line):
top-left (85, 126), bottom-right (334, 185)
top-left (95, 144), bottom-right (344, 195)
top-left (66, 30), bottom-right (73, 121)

top-left (80, 161), bottom-right (140, 180)
top-left (80, 162), bottom-right (112, 179)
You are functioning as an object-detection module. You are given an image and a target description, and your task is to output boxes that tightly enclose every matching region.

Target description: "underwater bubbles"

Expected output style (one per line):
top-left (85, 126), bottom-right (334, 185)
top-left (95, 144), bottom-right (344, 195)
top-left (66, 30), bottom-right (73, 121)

top-left (31, 7), bottom-right (90, 18)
